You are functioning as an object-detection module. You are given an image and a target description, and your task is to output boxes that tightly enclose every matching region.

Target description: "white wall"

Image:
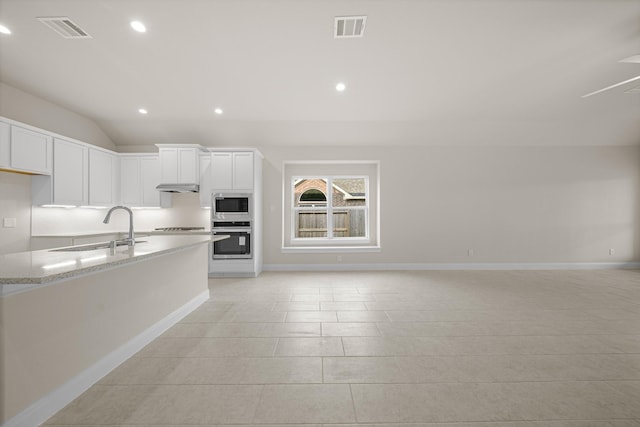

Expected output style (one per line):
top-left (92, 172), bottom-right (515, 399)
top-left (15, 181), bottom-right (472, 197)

top-left (0, 82), bottom-right (116, 151)
top-left (260, 145), bottom-right (640, 266)
top-left (0, 171), bottom-right (32, 254)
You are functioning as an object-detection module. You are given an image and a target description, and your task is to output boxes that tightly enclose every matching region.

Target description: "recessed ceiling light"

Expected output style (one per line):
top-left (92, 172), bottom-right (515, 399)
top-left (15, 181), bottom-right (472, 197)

top-left (130, 20), bottom-right (146, 33)
top-left (214, 108), bottom-right (223, 115)
top-left (0, 24), bottom-right (11, 35)
top-left (336, 82), bottom-right (346, 92)
top-left (138, 108), bottom-right (148, 114)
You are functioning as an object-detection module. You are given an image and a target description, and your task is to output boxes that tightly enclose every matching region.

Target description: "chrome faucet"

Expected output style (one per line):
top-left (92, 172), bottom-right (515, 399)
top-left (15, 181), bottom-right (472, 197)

top-left (103, 206), bottom-right (135, 246)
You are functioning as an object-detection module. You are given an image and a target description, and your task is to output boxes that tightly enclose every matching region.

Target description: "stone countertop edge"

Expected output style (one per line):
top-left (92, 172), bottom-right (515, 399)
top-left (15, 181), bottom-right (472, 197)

top-left (0, 235), bottom-right (228, 286)
top-left (32, 230), bottom-right (212, 237)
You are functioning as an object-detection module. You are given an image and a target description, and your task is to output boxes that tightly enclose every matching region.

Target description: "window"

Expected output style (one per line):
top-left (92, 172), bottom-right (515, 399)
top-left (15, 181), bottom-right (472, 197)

top-left (283, 161), bottom-right (380, 252)
top-left (298, 188), bottom-right (327, 206)
top-left (294, 177), bottom-right (367, 239)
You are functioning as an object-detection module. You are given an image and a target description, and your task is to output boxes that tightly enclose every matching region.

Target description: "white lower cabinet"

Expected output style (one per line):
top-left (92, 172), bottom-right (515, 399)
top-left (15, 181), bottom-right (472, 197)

top-left (120, 155), bottom-right (162, 207)
top-left (0, 120), bottom-right (53, 175)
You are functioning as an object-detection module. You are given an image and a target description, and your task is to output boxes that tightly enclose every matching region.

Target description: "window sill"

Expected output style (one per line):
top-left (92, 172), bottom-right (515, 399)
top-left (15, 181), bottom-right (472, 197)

top-left (281, 245), bottom-right (381, 254)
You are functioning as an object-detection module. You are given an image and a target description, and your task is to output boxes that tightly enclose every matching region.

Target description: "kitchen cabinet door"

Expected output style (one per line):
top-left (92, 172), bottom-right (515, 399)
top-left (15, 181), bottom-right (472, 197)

top-left (119, 156), bottom-right (161, 207)
top-left (89, 149), bottom-right (118, 206)
top-left (199, 153), bottom-right (212, 207)
top-left (140, 156), bottom-right (161, 206)
top-left (159, 146), bottom-right (199, 184)
top-left (233, 152), bottom-right (254, 190)
top-left (0, 122), bottom-right (53, 175)
top-left (211, 152), bottom-right (233, 190)
top-left (10, 126), bottom-right (53, 175)
top-left (0, 121), bottom-right (10, 168)
top-left (178, 148), bottom-right (197, 183)
top-left (53, 138), bottom-right (88, 205)
top-left (120, 157), bottom-right (142, 205)
top-left (159, 147), bottom-right (179, 183)
top-left (211, 152), bottom-right (254, 191)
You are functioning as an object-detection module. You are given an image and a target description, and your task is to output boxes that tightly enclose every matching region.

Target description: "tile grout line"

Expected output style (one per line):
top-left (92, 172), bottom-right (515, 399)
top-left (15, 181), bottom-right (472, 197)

top-left (249, 383), bottom-right (266, 425)
top-left (348, 382), bottom-right (359, 423)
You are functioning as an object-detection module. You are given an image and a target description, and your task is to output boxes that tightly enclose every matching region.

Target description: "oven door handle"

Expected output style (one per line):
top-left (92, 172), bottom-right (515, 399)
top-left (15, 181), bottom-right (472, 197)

top-left (212, 228), bottom-right (251, 233)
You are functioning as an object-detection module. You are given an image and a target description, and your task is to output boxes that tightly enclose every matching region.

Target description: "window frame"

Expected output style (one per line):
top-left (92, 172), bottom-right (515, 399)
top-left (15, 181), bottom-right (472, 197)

top-left (291, 175), bottom-right (369, 242)
top-left (282, 161), bottom-right (380, 253)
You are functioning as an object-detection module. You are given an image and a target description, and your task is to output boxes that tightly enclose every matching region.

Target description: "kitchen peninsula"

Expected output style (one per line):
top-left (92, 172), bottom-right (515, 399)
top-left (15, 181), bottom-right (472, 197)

top-left (0, 234), bottom-right (225, 427)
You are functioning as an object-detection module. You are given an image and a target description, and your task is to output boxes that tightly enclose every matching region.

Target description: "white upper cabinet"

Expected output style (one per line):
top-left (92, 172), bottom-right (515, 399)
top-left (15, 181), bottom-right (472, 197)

top-left (158, 145), bottom-right (200, 184)
top-left (211, 152), bottom-right (233, 189)
top-left (120, 155), bottom-right (162, 207)
top-left (211, 151), bottom-right (254, 191)
top-left (179, 148), bottom-right (197, 183)
top-left (199, 153), bottom-right (212, 207)
top-left (159, 147), bottom-right (178, 182)
top-left (89, 149), bottom-right (118, 207)
top-left (33, 138), bottom-right (88, 206)
top-left (0, 120), bottom-right (52, 175)
top-left (120, 157), bottom-right (141, 206)
top-left (0, 121), bottom-right (8, 168)
top-left (141, 156), bottom-right (162, 206)
top-left (53, 138), bottom-right (89, 206)
top-left (233, 152), bottom-right (254, 190)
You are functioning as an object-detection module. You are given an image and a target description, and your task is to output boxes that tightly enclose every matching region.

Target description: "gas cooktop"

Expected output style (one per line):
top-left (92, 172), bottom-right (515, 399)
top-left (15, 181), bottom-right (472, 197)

top-left (154, 227), bottom-right (206, 232)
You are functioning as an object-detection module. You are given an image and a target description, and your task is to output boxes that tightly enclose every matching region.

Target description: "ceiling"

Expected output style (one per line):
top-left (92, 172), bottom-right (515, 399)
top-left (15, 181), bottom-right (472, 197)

top-left (0, 0), bottom-right (638, 148)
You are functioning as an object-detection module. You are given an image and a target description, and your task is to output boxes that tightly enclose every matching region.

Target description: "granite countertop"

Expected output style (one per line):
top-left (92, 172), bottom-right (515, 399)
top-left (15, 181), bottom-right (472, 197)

top-left (144, 230), bottom-right (211, 235)
top-left (0, 235), bottom-right (225, 287)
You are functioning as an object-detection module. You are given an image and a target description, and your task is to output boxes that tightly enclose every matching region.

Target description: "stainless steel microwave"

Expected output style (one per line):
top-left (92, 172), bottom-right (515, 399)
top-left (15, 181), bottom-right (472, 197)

top-left (212, 193), bottom-right (252, 219)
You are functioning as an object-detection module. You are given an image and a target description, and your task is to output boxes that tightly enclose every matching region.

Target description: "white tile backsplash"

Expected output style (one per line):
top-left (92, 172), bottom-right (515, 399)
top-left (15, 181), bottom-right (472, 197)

top-left (31, 192), bottom-right (209, 236)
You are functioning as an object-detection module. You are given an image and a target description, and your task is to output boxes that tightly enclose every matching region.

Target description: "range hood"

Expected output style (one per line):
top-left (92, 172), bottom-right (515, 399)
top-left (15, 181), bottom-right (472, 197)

top-left (155, 183), bottom-right (199, 193)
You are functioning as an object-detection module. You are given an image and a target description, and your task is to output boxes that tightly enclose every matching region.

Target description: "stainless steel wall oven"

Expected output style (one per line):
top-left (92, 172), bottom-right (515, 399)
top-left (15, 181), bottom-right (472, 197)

top-left (212, 220), bottom-right (252, 259)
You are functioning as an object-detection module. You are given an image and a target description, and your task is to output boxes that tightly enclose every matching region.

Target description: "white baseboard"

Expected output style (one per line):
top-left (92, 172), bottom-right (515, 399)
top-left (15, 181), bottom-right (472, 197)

top-left (264, 262), bottom-right (640, 271)
top-left (3, 289), bottom-right (210, 427)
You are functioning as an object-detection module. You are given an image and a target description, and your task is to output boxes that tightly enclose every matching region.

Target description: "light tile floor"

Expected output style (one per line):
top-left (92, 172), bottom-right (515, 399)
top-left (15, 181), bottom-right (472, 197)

top-left (44, 270), bottom-right (640, 426)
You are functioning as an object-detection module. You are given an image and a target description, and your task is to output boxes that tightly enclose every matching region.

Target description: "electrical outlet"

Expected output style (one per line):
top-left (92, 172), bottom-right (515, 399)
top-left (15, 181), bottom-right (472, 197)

top-left (467, 249), bottom-right (474, 256)
top-left (609, 248), bottom-right (615, 256)
top-left (337, 255), bottom-right (343, 262)
top-left (3, 218), bottom-right (16, 228)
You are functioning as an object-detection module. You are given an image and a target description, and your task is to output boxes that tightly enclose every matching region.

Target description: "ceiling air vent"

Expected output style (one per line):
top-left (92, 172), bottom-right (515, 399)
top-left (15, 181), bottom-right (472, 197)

top-left (334, 16), bottom-right (367, 38)
top-left (37, 17), bottom-right (92, 39)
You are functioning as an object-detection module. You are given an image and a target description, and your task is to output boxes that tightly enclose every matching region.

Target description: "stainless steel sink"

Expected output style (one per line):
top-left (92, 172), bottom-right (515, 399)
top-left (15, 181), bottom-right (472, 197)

top-left (49, 240), bottom-right (147, 252)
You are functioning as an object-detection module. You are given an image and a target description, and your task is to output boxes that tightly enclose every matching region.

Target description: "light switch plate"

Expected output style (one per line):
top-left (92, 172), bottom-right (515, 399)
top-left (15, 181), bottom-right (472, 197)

top-left (3, 218), bottom-right (16, 228)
